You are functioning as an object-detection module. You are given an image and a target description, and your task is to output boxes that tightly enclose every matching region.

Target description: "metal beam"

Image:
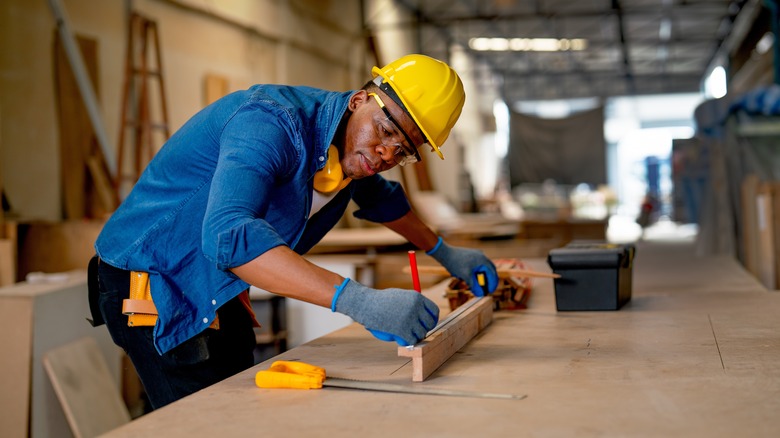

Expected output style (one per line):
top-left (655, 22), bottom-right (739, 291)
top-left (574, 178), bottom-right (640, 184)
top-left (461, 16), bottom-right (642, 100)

top-left (47, 0), bottom-right (117, 179)
top-left (367, 4), bottom-right (731, 28)
top-left (613, 0), bottom-right (636, 95)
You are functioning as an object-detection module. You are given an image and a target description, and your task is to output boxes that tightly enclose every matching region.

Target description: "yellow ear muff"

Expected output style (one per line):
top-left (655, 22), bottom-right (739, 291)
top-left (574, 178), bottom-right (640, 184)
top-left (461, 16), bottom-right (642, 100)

top-left (313, 145), bottom-right (351, 194)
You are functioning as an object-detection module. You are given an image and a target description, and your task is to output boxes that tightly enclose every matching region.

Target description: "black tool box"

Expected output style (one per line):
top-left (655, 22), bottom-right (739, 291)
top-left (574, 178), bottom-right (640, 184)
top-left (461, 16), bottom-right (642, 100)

top-left (547, 242), bottom-right (636, 311)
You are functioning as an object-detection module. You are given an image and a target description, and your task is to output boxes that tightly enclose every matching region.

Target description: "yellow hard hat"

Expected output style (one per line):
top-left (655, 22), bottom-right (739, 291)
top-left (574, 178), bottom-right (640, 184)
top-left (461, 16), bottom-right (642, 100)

top-left (371, 54), bottom-right (465, 160)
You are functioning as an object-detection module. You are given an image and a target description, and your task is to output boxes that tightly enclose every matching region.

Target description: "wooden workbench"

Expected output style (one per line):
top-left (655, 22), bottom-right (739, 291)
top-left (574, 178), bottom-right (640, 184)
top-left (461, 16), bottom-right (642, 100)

top-left (102, 240), bottom-right (780, 437)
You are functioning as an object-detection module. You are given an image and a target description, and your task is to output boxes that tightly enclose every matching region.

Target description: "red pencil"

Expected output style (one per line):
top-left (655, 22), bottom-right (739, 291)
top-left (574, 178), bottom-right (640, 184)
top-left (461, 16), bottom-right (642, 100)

top-left (408, 250), bottom-right (421, 292)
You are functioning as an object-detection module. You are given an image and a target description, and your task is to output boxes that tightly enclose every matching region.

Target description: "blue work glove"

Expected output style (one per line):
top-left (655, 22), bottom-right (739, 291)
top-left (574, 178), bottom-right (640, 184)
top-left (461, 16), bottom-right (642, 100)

top-left (426, 237), bottom-right (499, 296)
top-left (331, 278), bottom-right (439, 346)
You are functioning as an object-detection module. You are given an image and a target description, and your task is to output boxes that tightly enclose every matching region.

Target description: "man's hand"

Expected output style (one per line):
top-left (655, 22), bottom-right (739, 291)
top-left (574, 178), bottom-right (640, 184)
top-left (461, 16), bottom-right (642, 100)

top-left (426, 237), bottom-right (498, 296)
top-left (331, 279), bottom-right (439, 346)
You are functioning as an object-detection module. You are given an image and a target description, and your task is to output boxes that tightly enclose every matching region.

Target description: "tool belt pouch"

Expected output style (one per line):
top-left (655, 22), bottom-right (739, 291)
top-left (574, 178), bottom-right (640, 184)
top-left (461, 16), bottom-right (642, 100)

top-left (87, 256), bottom-right (104, 327)
top-left (122, 271), bottom-right (220, 329)
top-left (122, 271), bottom-right (159, 327)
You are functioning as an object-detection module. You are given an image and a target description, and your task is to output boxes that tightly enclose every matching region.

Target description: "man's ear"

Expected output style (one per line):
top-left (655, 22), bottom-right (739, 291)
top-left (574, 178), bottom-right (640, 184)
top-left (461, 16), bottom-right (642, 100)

top-left (348, 90), bottom-right (369, 112)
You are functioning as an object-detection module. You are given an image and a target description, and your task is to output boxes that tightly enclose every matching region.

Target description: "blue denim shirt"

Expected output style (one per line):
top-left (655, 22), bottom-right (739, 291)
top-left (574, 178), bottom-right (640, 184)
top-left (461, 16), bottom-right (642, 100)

top-left (95, 85), bottom-right (411, 354)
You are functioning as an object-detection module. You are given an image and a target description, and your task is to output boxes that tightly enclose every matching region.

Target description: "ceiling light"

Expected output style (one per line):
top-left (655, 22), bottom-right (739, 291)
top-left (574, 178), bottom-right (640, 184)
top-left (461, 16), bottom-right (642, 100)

top-left (756, 32), bottom-right (774, 55)
top-left (704, 66), bottom-right (727, 99)
top-left (529, 38), bottom-right (560, 51)
top-left (659, 18), bottom-right (672, 41)
top-left (469, 37), bottom-right (588, 52)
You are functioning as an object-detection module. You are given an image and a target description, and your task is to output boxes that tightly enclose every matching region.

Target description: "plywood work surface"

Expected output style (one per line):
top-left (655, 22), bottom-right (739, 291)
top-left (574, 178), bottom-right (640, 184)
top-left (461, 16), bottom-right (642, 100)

top-left (103, 241), bottom-right (780, 438)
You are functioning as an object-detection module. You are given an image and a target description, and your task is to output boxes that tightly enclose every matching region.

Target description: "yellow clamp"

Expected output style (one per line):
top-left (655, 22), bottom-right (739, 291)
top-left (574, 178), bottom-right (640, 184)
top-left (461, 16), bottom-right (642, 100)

top-left (255, 360), bottom-right (326, 390)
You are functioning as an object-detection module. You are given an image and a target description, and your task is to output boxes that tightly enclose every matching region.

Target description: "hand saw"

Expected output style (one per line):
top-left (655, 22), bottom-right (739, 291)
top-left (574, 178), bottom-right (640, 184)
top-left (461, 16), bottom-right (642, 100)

top-left (321, 376), bottom-right (526, 400)
top-left (255, 360), bottom-right (526, 400)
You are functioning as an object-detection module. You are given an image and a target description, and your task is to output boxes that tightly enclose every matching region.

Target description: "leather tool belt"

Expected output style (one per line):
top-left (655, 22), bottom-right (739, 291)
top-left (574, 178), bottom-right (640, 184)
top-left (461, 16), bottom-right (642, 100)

top-left (89, 256), bottom-right (260, 330)
top-left (121, 271), bottom-right (259, 329)
top-left (122, 271), bottom-right (221, 329)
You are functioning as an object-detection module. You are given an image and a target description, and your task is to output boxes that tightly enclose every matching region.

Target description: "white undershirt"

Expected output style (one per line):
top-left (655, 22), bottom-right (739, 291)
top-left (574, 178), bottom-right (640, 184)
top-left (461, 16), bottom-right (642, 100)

top-left (310, 188), bottom-right (340, 217)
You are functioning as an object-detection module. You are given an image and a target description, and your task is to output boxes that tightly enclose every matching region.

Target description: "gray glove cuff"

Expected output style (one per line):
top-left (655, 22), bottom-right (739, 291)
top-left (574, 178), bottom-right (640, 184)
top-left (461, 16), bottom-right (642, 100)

top-left (331, 278), bottom-right (351, 312)
top-left (330, 278), bottom-right (440, 345)
top-left (426, 236), bottom-right (455, 265)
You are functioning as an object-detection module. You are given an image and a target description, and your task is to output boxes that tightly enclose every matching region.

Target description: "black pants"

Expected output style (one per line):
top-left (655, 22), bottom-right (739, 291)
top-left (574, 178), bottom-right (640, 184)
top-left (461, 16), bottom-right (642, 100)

top-left (94, 257), bottom-right (256, 409)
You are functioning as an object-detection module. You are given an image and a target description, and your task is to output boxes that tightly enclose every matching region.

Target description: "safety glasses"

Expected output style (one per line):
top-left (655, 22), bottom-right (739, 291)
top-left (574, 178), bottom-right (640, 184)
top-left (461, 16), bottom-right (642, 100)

top-left (368, 92), bottom-right (422, 166)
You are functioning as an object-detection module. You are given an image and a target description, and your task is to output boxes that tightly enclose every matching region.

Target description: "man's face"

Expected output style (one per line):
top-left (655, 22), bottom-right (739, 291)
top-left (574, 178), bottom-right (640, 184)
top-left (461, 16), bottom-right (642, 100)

top-left (340, 89), bottom-right (425, 179)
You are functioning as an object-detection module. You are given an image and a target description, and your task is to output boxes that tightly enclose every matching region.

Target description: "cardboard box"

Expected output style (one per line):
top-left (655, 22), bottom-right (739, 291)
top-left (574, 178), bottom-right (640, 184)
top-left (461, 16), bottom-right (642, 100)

top-left (547, 242), bottom-right (635, 311)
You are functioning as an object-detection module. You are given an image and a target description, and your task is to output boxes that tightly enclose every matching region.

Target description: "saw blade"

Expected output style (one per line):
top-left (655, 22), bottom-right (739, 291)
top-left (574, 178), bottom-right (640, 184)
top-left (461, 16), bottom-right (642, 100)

top-left (323, 377), bottom-right (526, 400)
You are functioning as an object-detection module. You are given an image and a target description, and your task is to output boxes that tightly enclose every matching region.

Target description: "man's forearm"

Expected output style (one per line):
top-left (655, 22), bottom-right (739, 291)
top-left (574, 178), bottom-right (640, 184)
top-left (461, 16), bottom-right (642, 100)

top-left (230, 245), bottom-right (343, 307)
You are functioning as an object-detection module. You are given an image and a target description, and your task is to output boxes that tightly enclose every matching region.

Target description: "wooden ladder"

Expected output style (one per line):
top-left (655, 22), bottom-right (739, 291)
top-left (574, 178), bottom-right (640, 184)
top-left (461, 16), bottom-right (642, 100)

top-left (116, 12), bottom-right (170, 199)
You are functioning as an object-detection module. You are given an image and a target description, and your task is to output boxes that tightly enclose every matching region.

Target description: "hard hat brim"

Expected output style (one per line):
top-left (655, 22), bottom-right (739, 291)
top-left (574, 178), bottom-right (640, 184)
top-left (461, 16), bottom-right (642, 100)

top-left (371, 67), bottom-right (445, 160)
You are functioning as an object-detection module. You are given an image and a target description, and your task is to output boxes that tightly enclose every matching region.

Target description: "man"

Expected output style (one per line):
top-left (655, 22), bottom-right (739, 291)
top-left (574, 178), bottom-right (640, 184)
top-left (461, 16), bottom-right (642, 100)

top-left (90, 54), bottom-right (499, 409)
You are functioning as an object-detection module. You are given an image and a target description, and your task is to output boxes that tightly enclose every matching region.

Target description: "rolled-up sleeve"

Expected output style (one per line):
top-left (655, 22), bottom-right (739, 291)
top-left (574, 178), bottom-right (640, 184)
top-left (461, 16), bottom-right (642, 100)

top-left (202, 103), bottom-right (299, 270)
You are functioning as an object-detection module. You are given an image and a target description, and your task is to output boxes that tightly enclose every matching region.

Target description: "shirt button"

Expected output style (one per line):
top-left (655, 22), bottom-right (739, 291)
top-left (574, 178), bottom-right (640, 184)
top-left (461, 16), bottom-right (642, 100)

top-left (319, 156), bottom-right (325, 161)
top-left (202, 317), bottom-right (209, 324)
top-left (212, 299), bottom-right (217, 305)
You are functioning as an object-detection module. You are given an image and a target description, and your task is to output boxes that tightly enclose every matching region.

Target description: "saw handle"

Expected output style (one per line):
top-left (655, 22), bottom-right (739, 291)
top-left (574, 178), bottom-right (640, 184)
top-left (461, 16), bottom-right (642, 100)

top-left (255, 360), bottom-right (326, 389)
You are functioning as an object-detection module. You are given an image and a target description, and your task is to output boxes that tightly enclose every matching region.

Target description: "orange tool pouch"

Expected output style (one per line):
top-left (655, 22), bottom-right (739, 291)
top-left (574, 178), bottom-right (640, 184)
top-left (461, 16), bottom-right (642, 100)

top-left (121, 271), bottom-right (259, 329)
top-left (122, 271), bottom-right (221, 329)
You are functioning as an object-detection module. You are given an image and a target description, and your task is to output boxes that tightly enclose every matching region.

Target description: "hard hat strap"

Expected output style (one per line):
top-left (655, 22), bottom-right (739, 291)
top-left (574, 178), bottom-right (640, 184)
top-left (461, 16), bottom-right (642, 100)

top-left (372, 77), bottom-right (428, 144)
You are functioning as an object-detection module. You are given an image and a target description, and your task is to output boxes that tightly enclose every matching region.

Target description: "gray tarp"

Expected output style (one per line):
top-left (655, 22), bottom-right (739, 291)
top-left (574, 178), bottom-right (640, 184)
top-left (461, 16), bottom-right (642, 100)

top-left (508, 107), bottom-right (606, 187)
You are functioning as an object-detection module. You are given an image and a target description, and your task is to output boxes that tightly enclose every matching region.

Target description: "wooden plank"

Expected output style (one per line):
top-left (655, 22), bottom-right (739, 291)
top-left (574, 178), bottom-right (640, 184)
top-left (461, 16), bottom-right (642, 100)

top-left (54, 32), bottom-right (99, 220)
top-left (756, 183), bottom-right (775, 289)
top-left (43, 337), bottom-right (130, 438)
top-left (16, 220), bottom-right (103, 280)
top-left (0, 239), bottom-right (14, 286)
top-left (86, 154), bottom-right (117, 214)
top-left (771, 182), bottom-right (780, 290)
top-left (741, 174), bottom-right (760, 277)
top-left (0, 222), bottom-right (17, 285)
top-left (204, 74), bottom-right (229, 106)
top-left (0, 105), bottom-right (3, 226)
top-left (397, 296), bottom-right (493, 382)
top-left (404, 264), bottom-right (560, 279)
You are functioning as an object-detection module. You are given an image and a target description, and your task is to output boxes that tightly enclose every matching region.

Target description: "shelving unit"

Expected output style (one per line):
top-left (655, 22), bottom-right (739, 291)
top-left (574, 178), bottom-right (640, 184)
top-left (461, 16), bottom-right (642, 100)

top-left (250, 294), bottom-right (287, 363)
top-left (724, 113), bottom-right (780, 289)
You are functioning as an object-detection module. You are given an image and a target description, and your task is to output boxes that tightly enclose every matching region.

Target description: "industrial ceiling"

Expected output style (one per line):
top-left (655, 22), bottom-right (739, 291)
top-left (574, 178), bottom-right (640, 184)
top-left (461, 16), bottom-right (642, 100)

top-left (377, 0), bottom-right (747, 105)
